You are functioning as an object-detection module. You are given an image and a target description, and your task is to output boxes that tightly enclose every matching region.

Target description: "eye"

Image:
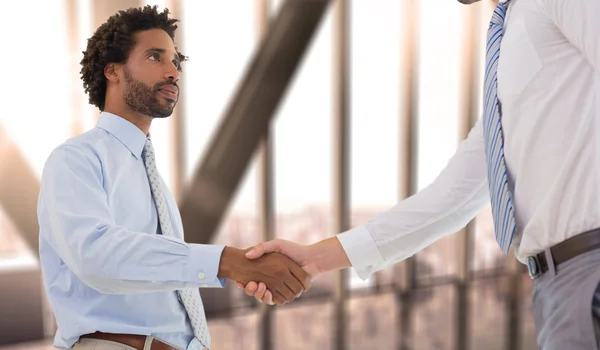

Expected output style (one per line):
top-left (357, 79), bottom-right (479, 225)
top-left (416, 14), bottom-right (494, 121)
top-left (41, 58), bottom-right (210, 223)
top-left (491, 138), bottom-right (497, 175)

top-left (148, 52), bottom-right (160, 62)
top-left (172, 59), bottom-right (182, 71)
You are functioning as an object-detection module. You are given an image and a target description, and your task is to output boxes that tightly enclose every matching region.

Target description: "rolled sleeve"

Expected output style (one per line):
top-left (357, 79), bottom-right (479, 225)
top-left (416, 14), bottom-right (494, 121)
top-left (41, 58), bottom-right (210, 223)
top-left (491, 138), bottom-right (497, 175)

top-left (336, 225), bottom-right (385, 280)
top-left (186, 244), bottom-right (227, 288)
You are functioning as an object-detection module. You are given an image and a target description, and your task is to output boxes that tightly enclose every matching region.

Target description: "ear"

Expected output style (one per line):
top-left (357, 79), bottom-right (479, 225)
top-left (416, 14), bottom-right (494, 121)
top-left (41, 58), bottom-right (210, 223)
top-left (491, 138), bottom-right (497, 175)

top-left (104, 63), bottom-right (121, 83)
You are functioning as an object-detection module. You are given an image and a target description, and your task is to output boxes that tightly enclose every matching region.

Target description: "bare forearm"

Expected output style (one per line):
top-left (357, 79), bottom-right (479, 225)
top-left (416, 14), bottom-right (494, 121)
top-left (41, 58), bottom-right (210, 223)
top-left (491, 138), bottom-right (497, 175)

top-left (309, 237), bottom-right (351, 274)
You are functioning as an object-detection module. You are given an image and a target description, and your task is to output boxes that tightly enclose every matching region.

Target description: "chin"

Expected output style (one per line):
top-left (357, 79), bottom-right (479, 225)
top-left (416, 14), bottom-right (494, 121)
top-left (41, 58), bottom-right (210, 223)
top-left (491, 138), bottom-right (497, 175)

top-left (152, 113), bottom-right (173, 119)
top-left (151, 108), bottom-right (175, 119)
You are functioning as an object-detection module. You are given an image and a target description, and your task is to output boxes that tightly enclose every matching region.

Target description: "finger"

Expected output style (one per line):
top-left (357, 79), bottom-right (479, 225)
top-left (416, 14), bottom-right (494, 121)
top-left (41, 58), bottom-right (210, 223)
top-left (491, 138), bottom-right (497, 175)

top-left (263, 290), bottom-right (274, 305)
top-left (272, 290), bottom-right (287, 306)
top-left (244, 281), bottom-right (259, 296)
top-left (246, 240), bottom-right (282, 259)
top-left (253, 282), bottom-right (267, 301)
top-left (283, 273), bottom-right (304, 298)
top-left (274, 280), bottom-right (296, 302)
top-left (288, 262), bottom-right (312, 292)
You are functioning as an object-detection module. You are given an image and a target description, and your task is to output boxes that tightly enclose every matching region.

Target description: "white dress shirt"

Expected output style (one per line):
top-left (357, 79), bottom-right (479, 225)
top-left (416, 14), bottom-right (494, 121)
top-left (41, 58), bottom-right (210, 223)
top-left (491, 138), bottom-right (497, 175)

top-left (337, 0), bottom-right (600, 279)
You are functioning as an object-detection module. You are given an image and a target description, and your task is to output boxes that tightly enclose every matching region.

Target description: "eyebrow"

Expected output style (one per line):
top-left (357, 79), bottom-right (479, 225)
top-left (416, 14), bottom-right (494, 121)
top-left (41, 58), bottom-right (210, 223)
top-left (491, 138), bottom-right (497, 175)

top-left (144, 48), bottom-right (180, 61)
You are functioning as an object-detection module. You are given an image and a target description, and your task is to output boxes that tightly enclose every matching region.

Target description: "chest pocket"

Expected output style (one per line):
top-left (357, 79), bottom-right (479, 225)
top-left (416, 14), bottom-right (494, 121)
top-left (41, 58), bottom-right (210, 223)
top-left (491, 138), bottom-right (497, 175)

top-left (497, 15), bottom-right (542, 97)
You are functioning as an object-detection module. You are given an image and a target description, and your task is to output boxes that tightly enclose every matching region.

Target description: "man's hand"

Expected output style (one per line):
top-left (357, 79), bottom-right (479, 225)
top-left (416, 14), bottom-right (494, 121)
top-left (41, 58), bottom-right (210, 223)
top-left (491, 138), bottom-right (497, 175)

top-left (247, 239), bottom-right (321, 276)
top-left (217, 246), bottom-right (311, 306)
top-left (235, 239), bottom-right (321, 305)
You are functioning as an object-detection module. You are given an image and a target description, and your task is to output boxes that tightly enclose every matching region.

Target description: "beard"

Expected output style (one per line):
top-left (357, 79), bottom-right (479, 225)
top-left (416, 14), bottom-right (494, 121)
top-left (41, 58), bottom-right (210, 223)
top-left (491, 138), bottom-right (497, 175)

top-left (123, 68), bottom-right (177, 119)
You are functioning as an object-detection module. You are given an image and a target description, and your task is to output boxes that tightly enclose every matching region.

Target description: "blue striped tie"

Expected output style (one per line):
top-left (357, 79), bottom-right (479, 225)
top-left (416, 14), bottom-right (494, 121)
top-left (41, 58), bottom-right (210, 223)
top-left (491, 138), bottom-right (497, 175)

top-left (482, 1), bottom-right (516, 254)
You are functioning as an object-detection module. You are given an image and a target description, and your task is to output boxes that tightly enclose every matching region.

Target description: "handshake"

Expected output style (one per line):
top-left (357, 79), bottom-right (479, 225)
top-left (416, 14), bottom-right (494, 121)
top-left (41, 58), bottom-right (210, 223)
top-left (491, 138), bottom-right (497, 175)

top-left (217, 237), bottom-right (350, 306)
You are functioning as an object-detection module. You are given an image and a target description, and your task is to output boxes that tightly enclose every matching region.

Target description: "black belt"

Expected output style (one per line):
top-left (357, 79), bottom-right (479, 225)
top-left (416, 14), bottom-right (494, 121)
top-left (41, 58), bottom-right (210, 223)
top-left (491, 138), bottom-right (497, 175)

top-left (527, 227), bottom-right (600, 279)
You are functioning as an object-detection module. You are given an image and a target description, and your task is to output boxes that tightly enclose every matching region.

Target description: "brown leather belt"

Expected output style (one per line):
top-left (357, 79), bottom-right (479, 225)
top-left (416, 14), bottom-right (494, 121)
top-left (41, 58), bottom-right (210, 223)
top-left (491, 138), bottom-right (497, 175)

top-left (81, 332), bottom-right (180, 350)
top-left (527, 227), bottom-right (600, 279)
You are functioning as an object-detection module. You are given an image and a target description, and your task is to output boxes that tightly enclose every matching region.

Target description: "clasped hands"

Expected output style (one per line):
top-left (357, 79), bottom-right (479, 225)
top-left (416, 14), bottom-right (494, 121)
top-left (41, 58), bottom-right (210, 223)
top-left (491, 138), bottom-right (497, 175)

top-left (232, 239), bottom-right (318, 306)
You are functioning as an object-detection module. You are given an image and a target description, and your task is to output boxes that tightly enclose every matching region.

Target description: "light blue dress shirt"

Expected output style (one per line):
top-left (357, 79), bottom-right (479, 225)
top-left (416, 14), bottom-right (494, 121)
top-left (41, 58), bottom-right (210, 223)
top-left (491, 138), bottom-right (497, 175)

top-left (37, 112), bottom-right (226, 350)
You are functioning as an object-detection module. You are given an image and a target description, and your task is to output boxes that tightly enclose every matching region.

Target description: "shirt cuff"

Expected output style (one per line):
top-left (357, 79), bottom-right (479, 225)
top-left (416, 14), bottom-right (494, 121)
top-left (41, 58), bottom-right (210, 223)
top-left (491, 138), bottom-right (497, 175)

top-left (186, 244), bottom-right (226, 288)
top-left (336, 225), bottom-right (385, 280)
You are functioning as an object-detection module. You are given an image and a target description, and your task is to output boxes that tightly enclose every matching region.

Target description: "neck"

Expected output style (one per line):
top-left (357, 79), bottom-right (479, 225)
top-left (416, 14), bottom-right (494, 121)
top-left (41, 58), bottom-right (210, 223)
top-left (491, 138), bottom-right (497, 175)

top-left (103, 101), bottom-right (152, 135)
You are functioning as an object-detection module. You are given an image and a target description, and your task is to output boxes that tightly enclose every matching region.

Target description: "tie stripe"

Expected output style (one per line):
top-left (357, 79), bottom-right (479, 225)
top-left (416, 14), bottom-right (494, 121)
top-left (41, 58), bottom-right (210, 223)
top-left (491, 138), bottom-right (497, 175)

top-left (482, 1), bottom-right (516, 254)
top-left (143, 138), bottom-right (211, 349)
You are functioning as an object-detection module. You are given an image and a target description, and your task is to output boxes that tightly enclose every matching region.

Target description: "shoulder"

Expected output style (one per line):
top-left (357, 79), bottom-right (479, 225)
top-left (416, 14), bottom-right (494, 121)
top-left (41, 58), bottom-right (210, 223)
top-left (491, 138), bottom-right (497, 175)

top-left (42, 128), bottom-right (108, 179)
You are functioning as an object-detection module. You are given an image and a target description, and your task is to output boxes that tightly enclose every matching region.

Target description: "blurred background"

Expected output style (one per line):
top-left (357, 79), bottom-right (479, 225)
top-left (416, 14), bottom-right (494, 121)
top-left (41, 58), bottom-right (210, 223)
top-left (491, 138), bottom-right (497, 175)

top-left (0, 0), bottom-right (537, 349)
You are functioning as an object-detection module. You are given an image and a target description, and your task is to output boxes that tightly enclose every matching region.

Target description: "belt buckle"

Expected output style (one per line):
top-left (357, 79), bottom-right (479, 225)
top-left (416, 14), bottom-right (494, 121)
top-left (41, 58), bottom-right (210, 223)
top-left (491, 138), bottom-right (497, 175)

top-left (527, 255), bottom-right (542, 279)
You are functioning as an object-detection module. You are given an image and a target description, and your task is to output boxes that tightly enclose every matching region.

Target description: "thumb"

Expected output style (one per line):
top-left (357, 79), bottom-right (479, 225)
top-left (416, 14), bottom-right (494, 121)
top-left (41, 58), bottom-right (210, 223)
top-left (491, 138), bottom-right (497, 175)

top-left (245, 240), bottom-right (282, 259)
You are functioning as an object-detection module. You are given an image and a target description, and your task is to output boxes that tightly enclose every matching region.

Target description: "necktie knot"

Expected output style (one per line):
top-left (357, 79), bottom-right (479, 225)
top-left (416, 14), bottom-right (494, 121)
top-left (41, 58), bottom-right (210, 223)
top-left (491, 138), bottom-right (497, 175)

top-left (143, 137), bottom-right (156, 167)
top-left (490, 1), bottom-right (509, 27)
top-left (143, 137), bottom-right (154, 156)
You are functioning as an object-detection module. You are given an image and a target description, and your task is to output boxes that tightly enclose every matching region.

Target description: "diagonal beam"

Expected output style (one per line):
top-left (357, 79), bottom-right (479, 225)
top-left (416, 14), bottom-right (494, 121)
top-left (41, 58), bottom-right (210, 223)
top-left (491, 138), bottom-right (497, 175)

top-left (0, 127), bottom-right (41, 254)
top-left (180, 0), bottom-right (331, 244)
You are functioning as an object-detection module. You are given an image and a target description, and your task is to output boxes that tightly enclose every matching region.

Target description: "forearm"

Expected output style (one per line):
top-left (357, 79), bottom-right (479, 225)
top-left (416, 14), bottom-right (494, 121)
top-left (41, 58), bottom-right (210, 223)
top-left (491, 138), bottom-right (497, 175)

top-left (51, 219), bottom-right (226, 294)
top-left (308, 237), bottom-right (352, 275)
top-left (336, 120), bottom-right (489, 279)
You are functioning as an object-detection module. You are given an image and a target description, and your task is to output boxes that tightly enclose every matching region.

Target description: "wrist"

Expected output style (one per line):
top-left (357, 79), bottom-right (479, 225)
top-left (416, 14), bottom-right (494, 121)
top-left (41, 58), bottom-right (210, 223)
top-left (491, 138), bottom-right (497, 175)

top-left (217, 246), bottom-right (244, 280)
top-left (308, 237), bottom-right (351, 276)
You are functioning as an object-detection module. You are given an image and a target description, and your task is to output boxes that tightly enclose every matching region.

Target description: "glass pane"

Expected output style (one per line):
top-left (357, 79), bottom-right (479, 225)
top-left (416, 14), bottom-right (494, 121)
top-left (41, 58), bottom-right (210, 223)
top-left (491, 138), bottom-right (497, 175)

top-left (349, 0), bottom-right (401, 291)
top-left (181, 0), bottom-right (257, 191)
top-left (472, 206), bottom-right (507, 272)
top-left (208, 312), bottom-right (259, 350)
top-left (417, 235), bottom-right (458, 279)
top-left (0, 205), bottom-right (34, 263)
top-left (347, 293), bottom-right (397, 349)
top-left (520, 275), bottom-right (537, 349)
top-left (2, 0), bottom-right (71, 178)
top-left (412, 285), bottom-right (455, 350)
top-left (468, 277), bottom-right (508, 350)
top-left (274, 6), bottom-right (334, 298)
top-left (180, 0), bottom-right (263, 310)
top-left (274, 303), bottom-right (333, 350)
top-left (415, 0), bottom-right (465, 280)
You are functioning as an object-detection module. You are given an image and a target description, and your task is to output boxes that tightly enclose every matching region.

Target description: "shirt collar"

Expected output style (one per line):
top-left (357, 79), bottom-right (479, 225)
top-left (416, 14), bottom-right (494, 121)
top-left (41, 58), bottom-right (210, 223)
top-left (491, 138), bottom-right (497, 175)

top-left (96, 112), bottom-right (147, 159)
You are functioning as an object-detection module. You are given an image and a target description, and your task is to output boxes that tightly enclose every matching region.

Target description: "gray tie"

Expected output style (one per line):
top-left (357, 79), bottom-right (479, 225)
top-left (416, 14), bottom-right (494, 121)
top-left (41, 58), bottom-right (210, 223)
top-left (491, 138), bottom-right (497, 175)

top-left (143, 137), bottom-right (211, 349)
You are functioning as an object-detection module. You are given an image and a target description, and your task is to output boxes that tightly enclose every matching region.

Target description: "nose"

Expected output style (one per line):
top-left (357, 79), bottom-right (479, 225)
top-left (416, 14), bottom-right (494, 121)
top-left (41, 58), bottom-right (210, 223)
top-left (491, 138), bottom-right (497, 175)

top-left (165, 64), bottom-right (180, 82)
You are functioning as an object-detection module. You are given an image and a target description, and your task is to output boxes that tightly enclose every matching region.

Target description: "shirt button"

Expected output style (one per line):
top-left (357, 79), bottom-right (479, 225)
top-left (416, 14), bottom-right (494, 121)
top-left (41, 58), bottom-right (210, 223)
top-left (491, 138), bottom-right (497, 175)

top-left (197, 272), bottom-right (205, 280)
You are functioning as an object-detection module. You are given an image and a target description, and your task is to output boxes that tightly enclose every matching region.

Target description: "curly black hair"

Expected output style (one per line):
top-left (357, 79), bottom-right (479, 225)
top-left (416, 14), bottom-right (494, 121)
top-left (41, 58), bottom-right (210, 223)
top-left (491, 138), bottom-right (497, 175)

top-left (80, 5), bottom-right (187, 111)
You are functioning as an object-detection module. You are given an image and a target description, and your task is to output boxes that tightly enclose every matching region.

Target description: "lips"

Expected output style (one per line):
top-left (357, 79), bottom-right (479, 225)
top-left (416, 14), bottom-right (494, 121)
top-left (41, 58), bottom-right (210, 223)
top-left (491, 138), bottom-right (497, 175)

top-left (159, 85), bottom-right (178, 94)
top-left (158, 85), bottom-right (179, 100)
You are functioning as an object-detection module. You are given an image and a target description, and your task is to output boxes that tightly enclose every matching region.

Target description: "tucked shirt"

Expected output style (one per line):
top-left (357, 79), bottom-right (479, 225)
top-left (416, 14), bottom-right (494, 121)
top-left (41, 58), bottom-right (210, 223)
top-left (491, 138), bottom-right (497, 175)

top-left (337, 0), bottom-right (600, 278)
top-left (38, 112), bottom-right (225, 349)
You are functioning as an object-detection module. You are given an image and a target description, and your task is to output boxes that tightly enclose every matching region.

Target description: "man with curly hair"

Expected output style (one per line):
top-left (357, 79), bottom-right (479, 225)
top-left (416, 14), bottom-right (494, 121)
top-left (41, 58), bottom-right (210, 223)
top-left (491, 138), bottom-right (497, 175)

top-left (37, 5), bottom-right (310, 350)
